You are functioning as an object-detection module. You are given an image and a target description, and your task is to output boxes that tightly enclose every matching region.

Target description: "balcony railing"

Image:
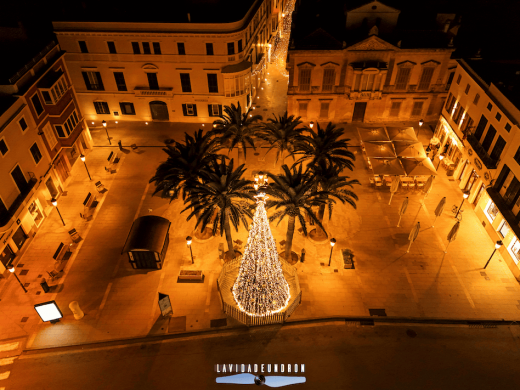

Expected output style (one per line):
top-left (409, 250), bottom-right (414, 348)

top-left (466, 134), bottom-right (498, 170)
top-left (0, 173), bottom-right (38, 227)
top-left (134, 87), bottom-right (173, 97)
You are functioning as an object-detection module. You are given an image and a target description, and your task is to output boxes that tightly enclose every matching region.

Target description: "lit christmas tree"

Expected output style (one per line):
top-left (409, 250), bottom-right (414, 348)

top-left (232, 177), bottom-right (290, 317)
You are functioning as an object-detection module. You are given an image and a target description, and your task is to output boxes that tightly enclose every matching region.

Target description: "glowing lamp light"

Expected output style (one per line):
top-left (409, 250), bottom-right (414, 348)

top-left (254, 183), bottom-right (259, 190)
top-left (439, 154), bottom-right (445, 161)
top-left (419, 119), bottom-right (424, 127)
top-left (258, 172), bottom-right (264, 181)
top-left (115, 121), bottom-right (118, 124)
top-left (330, 238), bottom-right (336, 247)
top-left (92, 122), bottom-right (94, 125)
top-left (186, 236), bottom-right (193, 246)
top-left (8, 266), bottom-right (15, 273)
top-left (495, 240), bottom-right (503, 249)
top-left (462, 191), bottom-right (470, 199)
top-left (202, 124), bottom-right (205, 126)
top-left (145, 122), bottom-right (148, 125)
top-left (249, 114), bottom-right (252, 117)
top-left (169, 189), bottom-right (174, 197)
top-left (34, 301), bottom-right (63, 323)
top-left (213, 124), bottom-right (217, 128)
top-left (51, 198), bottom-right (58, 207)
top-left (80, 154), bottom-right (85, 162)
top-left (309, 121), bottom-right (314, 129)
top-left (102, 120), bottom-right (107, 128)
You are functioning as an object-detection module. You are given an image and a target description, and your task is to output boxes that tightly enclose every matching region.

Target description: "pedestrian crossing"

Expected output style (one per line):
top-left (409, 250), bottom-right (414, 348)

top-left (0, 339), bottom-right (23, 389)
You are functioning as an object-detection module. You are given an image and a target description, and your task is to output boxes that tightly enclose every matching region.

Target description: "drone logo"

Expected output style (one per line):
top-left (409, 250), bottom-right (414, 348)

top-left (216, 373), bottom-right (306, 387)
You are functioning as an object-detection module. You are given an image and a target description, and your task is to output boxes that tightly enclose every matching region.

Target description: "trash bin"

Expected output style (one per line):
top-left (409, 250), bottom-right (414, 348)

top-left (40, 278), bottom-right (50, 293)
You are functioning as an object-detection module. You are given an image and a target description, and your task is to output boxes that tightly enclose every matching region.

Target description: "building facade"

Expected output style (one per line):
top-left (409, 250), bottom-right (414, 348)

top-left (286, 0), bottom-right (458, 124)
top-left (435, 58), bottom-right (520, 280)
top-left (0, 41), bottom-right (92, 273)
top-left (53, 0), bottom-right (287, 125)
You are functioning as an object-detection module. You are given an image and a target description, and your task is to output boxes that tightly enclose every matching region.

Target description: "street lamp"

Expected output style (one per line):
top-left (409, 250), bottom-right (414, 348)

top-left (102, 120), bottom-right (111, 145)
top-left (328, 238), bottom-right (336, 266)
top-left (309, 121), bottom-right (314, 129)
top-left (51, 197), bottom-right (65, 226)
top-left (483, 240), bottom-right (503, 269)
top-left (186, 236), bottom-right (194, 264)
top-left (419, 119), bottom-right (424, 127)
top-left (436, 154), bottom-right (445, 170)
top-left (254, 172), bottom-right (268, 192)
top-left (455, 190), bottom-right (470, 219)
top-left (9, 266), bottom-right (27, 293)
top-left (80, 154), bottom-right (92, 181)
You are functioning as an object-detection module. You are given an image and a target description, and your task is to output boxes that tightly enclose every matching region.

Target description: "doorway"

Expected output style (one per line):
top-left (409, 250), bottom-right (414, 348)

top-left (0, 245), bottom-right (15, 267)
top-left (12, 226), bottom-right (28, 250)
top-left (150, 101), bottom-right (169, 120)
top-left (464, 169), bottom-right (478, 191)
top-left (55, 156), bottom-right (70, 183)
top-left (10, 165), bottom-right (28, 193)
top-left (352, 102), bottom-right (367, 122)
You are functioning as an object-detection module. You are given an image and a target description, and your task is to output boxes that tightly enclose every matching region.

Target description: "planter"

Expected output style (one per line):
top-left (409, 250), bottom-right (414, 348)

top-left (179, 270), bottom-right (203, 280)
top-left (342, 249), bottom-right (354, 269)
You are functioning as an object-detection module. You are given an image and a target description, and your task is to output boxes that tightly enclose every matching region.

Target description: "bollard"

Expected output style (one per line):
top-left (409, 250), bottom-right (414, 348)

top-left (300, 248), bottom-right (306, 263)
top-left (40, 278), bottom-right (50, 293)
top-left (69, 301), bottom-right (84, 320)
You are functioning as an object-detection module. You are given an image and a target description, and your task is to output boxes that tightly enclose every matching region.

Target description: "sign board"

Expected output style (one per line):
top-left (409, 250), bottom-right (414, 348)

top-left (34, 301), bottom-right (63, 323)
top-left (158, 293), bottom-right (173, 317)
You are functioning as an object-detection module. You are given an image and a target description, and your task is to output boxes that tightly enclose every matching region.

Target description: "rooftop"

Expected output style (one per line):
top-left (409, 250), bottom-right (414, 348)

top-left (0, 96), bottom-right (19, 118)
top-left (0, 40), bottom-right (54, 85)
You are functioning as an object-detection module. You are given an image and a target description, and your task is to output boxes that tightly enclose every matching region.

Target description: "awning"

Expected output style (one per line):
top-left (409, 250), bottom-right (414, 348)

top-left (399, 157), bottom-right (437, 176)
top-left (371, 158), bottom-right (406, 175)
top-left (364, 142), bottom-right (396, 158)
top-left (221, 61), bottom-right (253, 74)
top-left (394, 142), bottom-right (427, 158)
top-left (122, 215), bottom-right (171, 254)
top-left (386, 127), bottom-right (418, 142)
top-left (358, 127), bottom-right (390, 142)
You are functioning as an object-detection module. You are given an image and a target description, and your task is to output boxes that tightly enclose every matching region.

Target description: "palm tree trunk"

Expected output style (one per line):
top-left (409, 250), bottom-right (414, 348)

top-left (285, 215), bottom-right (296, 262)
top-left (223, 213), bottom-right (235, 259)
top-left (237, 144), bottom-right (244, 165)
top-left (316, 204), bottom-right (326, 238)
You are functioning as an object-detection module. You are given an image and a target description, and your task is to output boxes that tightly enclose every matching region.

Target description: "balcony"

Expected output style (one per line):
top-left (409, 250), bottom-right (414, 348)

top-left (466, 134), bottom-right (498, 170)
top-left (0, 173), bottom-right (37, 228)
top-left (134, 87), bottom-right (173, 97)
top-left (349, 91), bottom-right (382, 100)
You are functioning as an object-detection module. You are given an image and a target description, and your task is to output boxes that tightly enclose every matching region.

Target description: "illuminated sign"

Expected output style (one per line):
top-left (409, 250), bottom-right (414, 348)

top-left (34, 301), bottom-right (63, 323)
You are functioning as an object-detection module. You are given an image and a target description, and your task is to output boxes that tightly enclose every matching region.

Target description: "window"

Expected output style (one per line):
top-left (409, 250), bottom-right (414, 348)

top-left (182, 103), bottom-right (197, 116)
top-left (227, 42), bottom-right (235, 55)
top-left (395, 67), bottom-right (411, 90)
top-left (487, 102), bottom-right (493, 111)
top-left (107, 41), bottom-right (117, 54)
top-left (147, 73), bottom-right (159, 90)
top-left (445, 92), bottom-right (454, 112)
top-left (505, 123), bottom-right (512, 132)
top-left (238, 39), bottom-right (243, 52)
top-left (454, 106), bottom-right (465, 124)
top-left (499, 221), bottom-right (510, 238)
top-left (180, 73), bottom-right (192, 93)
top-left (322, 69), bottom-right (335, 92)
top-left (490, 135), bottom-right (506, 162)
top-left (42, 123), bottom-right (57, 148)
top-left (360, 74), bottom-right (375, 91)
top-left (94, 101), bottom-right (110, 114)
top-left (463, 116), bottom-right (474, 133)
top-left (390, 101), bottom-right (401, 117)
top-left (474, 115), bottom-right (488, 140)
top-left (299, 69), bottom-right (311, 92)
top-left (514, 147), bottom-right (520, 166)
top-left (474, 93), bottom-right (480, 105)
top-left (224, 73), bottom-right (250, 97)
top-left (353, 74), bottom-right (361, 91)
top-left (319, 101), bottom-right (330, 118)
top-left (132, 42), bottom-right (141, 54)
top-left (481, 124), bottom-right (497, 151)
top-left (206, 43), bottom-right (214, 55)
top-left (208, 104), bottom-right (222, 116)
top-left (82, 71), bottom-right (104, 91)
top-left (30, 142), bottom-right (42, 164)
top-left (496, 112), bottom-right (502, 121)
top-left (298, 101), bottom-right (308, 117)
top-left (19, 118), bottom-right (27, 131)
top-left (113, 72), bottom-right (127, 91)
top-left (120, 102), bottom-right (136, 115)
top-left (78, 41), bottom-right (88, 53)
top-left (153, 42), bottom-right (161, 54)
top-left (465, 84), bottom-right (470, 94)
top-left (418, 67), bottom-right (434, 90)
top-left (411, 101), bottom-right (424, 116)
top-left (508, 237), bottom-right (520, 264)
top-left (40, 76), bottom-right (68, 105)
top-left (456, 74), bottom-right (461, 85)
top-left (55, 110), bottom-right (79, 138)
top-left (484, 201), bottom-right (499, 222)
top-left (0, 138), bottom-right (8, 156)
top-left (142, 42), bottom-right (151, 54)
top-left (177, 42), bottom-right (185, 55)
top-left (31, 93), bottom-right (44, 116)
top-left (207, 74), bottom-right (218, 93)
top-left (445, 71), bottom-right (455, 90)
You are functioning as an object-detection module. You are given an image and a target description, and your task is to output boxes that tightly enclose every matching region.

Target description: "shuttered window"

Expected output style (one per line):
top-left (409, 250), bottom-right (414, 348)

top-left (94, 101), bottom-right (110, 114)
top-left (207, 74), bottom-right (218, 93)
top-left (395, 67), bottom-right (411, 90)
top-left (299, 69), bottom-right (311, 92)
top-left (390, 101), bottom-right (401, 117)
top-left (298, 101), bottom-right (308, 117)
top-left (490, 136), bottom-right (506, 162)
top-left (82, 71), bottom-right (104, 91)
top-left (411, 101), bottom-right (423, 116)
top-left (180, 73), bottom-right (192, 93)
top-left (208, 104), bottom-right (222, 116)
top-left (481, 125), bottom-right (497, 151)
top-left (474, 115), bottom-right (488, 140)
top-left (182, 103), bottom-right (197, 116)
top-left (319, 102), bottom-right (330, 118)
top-left (418, 67), bottom-right (434, 90)
top-left (322, 69), bottom-right (335, 91)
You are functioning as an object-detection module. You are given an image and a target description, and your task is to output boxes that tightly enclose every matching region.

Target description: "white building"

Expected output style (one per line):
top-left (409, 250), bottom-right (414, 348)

top-left (53, 0), bottom-right (287, 124)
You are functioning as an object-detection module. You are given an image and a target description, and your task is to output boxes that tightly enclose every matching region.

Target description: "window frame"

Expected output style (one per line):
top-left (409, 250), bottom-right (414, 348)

top-left (417, 67), bottom-right (434, 91)
top-left (495, 112), bottom-right (502, 122)
top-left (505, 123), bottom-right (512, 132)
top-left (131, 42), bottom-right (141, 54)
top-left (207, 73), bottom-right (219, 93)
top-left (0, 137), bottom-right (9, 157)
top-left (177, 42), bottom-right (186, 55)
top-left (474, 93), bottom-right (480, 105)
top-left (147, 72), bottom-right (159, 90)
top-left (208, 103), bottom-right (222, 117)
top-left (29, 142), bottom-right (43, 165)
top-left (55, 109), bottom-right (80, 138)
top-left (94, 101), bottom-right (110, 115)
top-left (390, 101), bottom-right (402, 117)
top-left (142, 42), bottom-right (151, 55)
top-left (206, 43), bottom-right (214, 56)
top-left (394, 67), bottom-right (411, 91)
top-left (411, 101), bottom-right (424, 117)
top-left (78, 40), bottom-right (88, 53)
top-left (119, 102), bottom-right (136, 115)
top-left (484, 200), bottom-right (500, 223)
top-left (227, 42), bottom-right (235, 55)
top-left (487, 102), bottom-right (493, 111)
top-left (39, 75), bottom-right (68, 105)
top-left (152, 42), bottom-right (161, 55)
top-left (180, 73), bottom-right (192, 93)
top-left (82, 71), bottom-right (104, 91)
top-left (107, 41), bottom-right (117, 54)
top-left (113, 72), bottom-right (127, 91)
top-left (299, 68), bottom-right (312, 92)
top-left (322, 68), bottom-right (335, 92)
top-left (30, 92), bottom-right (44, 117)
top-left (18, 116), bottom-right (28, 133)
top-left (456, 74), bottom-right (461, 85)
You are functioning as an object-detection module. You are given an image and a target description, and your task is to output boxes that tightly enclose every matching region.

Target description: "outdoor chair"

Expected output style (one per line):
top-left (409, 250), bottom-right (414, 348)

top-left (401, 182), bottom-right (408, 189)
top-left (375, 181), bottom-right (383, 187)
top-left (95, 181), bottom-right (107, 193)
top-left (417, 182), bottom-right (425, 189)
top-left (131, 144), bottom-right (138, 150)
top-left (69, 228), bottom-right (82, 243)
top-left (408, 182), bottom-right (416, 190)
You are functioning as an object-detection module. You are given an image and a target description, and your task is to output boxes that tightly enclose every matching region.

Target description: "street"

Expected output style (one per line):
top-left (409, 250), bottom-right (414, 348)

top-left (5, 322), bottom-right (520, 389)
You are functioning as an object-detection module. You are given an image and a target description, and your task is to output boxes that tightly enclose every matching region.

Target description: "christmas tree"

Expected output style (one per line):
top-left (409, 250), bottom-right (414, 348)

top-left (232, 192), bottom-right (291, 316)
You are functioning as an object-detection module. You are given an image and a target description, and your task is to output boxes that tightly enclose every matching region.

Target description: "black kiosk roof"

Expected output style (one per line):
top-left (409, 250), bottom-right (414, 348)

top-left (122, 215), bottom-right (171, 254)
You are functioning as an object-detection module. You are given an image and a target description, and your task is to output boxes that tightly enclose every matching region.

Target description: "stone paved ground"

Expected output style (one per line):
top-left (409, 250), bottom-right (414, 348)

top-left (0, 67), bottom-right (519, 350)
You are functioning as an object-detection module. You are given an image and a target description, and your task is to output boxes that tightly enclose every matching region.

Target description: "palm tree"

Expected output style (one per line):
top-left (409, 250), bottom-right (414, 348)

top-left (292, 122), bottom-right (356, 171)
top-left (182, 157), bottom-right (254, 259)
top-left (149, 129), bottom-right (221, 201)
top-left (308, 161), bottom-right (360, 240)
top-left (257, 112), bottom-right (304, 167)
top-left (211, 102), bottom-right (263, 164)
top-left (266, 164), bottom-right (328, 262)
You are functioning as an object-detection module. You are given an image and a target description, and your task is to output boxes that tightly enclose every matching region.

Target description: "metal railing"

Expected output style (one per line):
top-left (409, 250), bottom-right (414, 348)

top-left (466, 134), bottom-right (498, 169)
top-left (8, 41), bottom-right (57, 84)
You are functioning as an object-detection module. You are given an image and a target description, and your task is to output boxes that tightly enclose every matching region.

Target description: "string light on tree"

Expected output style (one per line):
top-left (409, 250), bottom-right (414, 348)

top-left (232, 173), bottom-right (291, 316)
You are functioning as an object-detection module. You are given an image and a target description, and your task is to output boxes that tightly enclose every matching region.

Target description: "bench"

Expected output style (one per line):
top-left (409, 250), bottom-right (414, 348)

top-left (83, 192), bottom-right (98, 209)
top-left (69, 228), bottom-right (82, 243)
top-left (95, 181), bottom-right (107, 193)
top-left (178, 270), bottom-right (203, 280)
top-left (53, 242), bottom-right (72, 262)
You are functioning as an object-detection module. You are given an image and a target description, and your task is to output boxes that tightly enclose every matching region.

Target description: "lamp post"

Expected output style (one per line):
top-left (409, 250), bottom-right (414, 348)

top-left (483, 240), bottom-right (503, 269)
top-left (186, 236), bottom-right (194, 264)
top-left (436, 154), bottom-right (445, 170)
top-left (455, 190), bottom-right (470, 219)
top-left (9, 266), bottom-right (28, 293)
top-left (102, 120), bottom-right (111, 145)
top-left (51, 197), bottom-right (65, 226)
top-left (79, 154), bottom-right (91, 180)
top-left (328, 238), bottom-right (336, 266)
top-left (309, 121), bottom-right (314, 129)
top-left (417, 119), bottom-right (424, 137)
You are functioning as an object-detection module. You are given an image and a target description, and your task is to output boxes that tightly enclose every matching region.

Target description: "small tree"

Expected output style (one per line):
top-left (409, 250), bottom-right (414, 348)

top-left (182, 157), bottom-right (254, 259)
top-left (211, 102), bottom-right (263, 164)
